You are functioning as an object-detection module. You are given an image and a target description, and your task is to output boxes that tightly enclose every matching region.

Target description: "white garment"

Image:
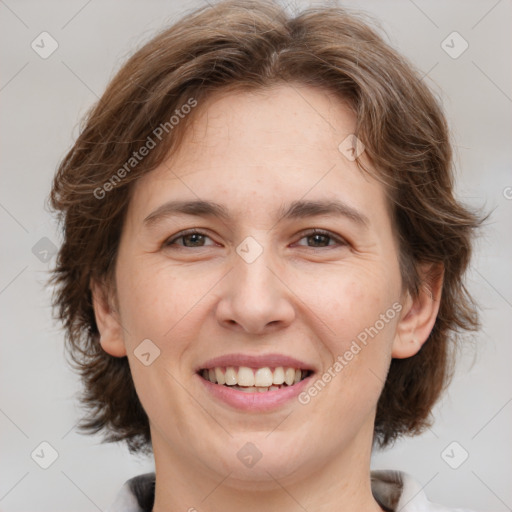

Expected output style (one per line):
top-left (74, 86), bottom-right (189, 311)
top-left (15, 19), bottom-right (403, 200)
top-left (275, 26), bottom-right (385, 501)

top-left (106, 470), bottom-right (477, 512)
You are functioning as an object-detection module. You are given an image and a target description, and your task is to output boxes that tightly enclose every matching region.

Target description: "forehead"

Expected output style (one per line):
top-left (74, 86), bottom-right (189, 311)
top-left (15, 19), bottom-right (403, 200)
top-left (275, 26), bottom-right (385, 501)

top-left (181, 84), bottom-right (358, 159)
top-left (127, 84), bottom-right (390, 228)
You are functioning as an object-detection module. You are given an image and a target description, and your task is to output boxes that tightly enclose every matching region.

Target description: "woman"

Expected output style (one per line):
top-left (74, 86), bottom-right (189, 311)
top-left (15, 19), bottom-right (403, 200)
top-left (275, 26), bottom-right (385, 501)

top-left (49, 1), bottom-right (484, 510)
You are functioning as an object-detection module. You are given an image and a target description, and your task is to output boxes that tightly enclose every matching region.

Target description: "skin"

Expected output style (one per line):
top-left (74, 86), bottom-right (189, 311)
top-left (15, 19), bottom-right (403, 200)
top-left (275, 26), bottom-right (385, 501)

top-left (92, 84), bottom-right (442, 512)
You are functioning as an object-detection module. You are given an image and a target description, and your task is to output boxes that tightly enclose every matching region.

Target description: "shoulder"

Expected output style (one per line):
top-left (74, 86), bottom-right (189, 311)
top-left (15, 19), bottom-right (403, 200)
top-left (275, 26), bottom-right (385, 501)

top-left (371, 469), bottom-right (479, 512)
top-left (105, 473), bottom-right (155, 512)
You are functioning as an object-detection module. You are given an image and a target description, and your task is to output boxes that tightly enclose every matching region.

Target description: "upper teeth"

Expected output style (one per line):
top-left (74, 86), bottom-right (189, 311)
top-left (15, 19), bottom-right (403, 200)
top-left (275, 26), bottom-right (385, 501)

top-left (202, 366), bottom-right (306, 387)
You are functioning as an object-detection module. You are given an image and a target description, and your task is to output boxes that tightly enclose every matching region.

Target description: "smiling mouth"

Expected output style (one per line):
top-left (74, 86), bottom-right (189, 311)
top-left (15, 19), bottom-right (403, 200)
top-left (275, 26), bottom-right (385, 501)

top-left (198, 366), bottom-right (313, 393)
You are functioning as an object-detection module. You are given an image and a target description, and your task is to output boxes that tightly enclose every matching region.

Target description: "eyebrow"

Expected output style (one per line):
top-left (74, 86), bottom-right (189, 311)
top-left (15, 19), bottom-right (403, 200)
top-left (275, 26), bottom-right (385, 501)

top-left (143, 199), bottom-right (370, 228)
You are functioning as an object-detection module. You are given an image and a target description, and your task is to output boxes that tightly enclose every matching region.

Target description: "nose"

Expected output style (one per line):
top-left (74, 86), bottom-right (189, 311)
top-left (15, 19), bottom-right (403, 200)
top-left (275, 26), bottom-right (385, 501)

top-left (215, 241), bottom-right (296, 334)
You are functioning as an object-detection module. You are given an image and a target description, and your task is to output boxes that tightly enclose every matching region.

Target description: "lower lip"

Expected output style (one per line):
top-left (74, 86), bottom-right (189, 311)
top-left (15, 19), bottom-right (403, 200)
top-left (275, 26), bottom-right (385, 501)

top-left (196, 373), bottom-right (314, 412)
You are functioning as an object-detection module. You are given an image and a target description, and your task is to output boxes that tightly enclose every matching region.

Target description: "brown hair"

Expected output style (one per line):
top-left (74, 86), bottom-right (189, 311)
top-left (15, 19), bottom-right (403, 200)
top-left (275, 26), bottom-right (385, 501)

top-left (49, 0), bottom-right (485, 454)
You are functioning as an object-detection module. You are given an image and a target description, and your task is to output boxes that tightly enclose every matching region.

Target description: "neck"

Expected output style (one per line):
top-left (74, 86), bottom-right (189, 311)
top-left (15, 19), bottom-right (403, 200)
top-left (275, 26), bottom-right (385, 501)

top-left (151, 421), bottom-right (383, 512)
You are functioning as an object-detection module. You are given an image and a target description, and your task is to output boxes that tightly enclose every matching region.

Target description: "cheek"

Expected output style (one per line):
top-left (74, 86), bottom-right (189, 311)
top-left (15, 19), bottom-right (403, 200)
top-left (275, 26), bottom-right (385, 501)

top-left (307, 266), bottom-right (399, 342)
top-left (333, 280), bottom-right (398, 376)
top-left (295, 275), bottom-right (399, 451)
top-left (115, 258), bottom-right (198, 348)
top-left (308, 268), bottom-right (400, 396)
top-left (303, 279), bottom-right (397, 410)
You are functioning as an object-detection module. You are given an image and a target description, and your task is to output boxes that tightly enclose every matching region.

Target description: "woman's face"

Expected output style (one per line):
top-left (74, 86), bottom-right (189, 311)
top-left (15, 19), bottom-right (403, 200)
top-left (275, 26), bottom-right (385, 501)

top-left (99, 84), bottom-right (415, 485)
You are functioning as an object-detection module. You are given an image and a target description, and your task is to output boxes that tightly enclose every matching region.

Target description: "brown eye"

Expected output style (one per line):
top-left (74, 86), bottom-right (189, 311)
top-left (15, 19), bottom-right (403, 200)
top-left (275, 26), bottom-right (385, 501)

top-left (164, 230), bottom-right (215, 248)
top-left (295, 229), bottom-right (347, 248)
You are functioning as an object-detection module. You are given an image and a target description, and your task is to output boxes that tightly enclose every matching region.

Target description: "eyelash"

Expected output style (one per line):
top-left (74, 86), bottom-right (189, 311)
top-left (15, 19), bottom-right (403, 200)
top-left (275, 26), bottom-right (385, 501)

top-left (163, 228), bottom-right (348, 250)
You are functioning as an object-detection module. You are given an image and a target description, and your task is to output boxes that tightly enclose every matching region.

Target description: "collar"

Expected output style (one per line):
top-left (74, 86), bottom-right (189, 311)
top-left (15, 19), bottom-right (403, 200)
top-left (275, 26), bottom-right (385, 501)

top-left (105, 469), bottom-right (474, 512)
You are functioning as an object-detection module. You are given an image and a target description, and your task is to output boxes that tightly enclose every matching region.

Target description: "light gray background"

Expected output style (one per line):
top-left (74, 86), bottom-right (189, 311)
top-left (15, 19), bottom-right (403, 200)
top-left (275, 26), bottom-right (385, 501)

top-left (1, 0), bottom-right (511, 510)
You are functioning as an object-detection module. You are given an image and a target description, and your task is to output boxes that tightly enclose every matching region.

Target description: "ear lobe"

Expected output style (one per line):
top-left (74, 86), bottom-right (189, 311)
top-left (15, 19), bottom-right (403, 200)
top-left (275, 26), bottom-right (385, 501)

top-left (90, 278), bottom-right (127, 358)
top-left (392, 263), bottom-right (444, 359)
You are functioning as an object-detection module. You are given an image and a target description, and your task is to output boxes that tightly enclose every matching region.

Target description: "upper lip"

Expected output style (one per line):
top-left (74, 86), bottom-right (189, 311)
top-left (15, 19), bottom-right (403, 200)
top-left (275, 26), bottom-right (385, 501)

top-left (196, 353), bottom-right (316, 373)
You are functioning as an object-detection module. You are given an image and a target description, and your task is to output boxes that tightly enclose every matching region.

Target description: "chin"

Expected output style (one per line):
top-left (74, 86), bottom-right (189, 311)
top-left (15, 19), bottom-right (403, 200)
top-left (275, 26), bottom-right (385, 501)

top-left (201, 436), bottom-right (313, 488)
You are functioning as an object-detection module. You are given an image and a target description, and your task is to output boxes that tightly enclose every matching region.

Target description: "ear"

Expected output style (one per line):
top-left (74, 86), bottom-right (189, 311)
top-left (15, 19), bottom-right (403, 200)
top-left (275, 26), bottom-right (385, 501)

top-left (392, 263), bottom-right (444, 359)
top-left (90, 277), bottom-right (127, 357)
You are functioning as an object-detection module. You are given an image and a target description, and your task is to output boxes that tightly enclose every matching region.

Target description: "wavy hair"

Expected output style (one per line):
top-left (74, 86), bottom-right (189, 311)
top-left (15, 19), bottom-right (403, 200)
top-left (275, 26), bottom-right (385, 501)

top-left (49, 0), bottom-right (485, 453)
